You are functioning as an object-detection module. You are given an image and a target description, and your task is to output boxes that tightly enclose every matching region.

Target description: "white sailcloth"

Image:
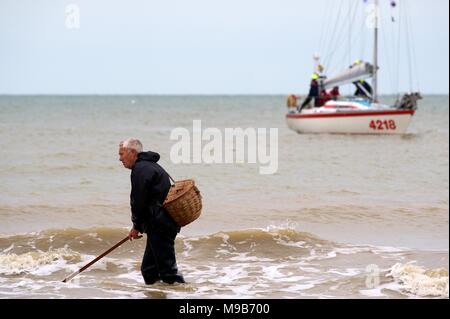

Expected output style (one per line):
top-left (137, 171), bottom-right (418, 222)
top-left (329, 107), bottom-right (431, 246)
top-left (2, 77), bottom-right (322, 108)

top-left (322, 62), bottom-right (375, 90)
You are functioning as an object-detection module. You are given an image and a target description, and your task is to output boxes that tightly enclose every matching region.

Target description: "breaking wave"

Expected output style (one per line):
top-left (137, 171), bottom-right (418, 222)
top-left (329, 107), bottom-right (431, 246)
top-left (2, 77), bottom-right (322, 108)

top-left (0, 227), bottom-right (448, 298)
top-left (0, 248), bottom-right (79, 276)
top-left (387, 263), bottom-right (449, 298)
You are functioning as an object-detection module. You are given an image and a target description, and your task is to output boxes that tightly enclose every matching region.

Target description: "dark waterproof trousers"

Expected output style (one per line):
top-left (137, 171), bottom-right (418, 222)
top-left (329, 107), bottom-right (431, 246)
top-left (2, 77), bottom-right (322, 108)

top-left (140, 206), bottom-right (184, 284)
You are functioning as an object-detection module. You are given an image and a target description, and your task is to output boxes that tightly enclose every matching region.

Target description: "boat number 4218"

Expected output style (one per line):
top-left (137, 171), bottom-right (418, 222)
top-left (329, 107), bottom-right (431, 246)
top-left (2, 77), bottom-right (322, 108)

top-left (369, 120), bottom-right (397, 130)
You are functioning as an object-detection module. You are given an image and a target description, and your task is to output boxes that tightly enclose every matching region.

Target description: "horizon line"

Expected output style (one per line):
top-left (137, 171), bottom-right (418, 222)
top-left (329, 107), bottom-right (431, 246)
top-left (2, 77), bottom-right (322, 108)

top-left (1, 93), bottom-right (449, 97)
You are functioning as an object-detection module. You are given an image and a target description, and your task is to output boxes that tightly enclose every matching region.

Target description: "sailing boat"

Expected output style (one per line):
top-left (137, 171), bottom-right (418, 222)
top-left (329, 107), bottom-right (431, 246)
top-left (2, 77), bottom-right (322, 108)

top-left (286, 0), bottom-right (421, 135)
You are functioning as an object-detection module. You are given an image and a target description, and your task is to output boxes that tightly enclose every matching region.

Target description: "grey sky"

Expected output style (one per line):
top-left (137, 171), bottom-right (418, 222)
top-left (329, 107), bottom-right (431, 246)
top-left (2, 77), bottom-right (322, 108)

top-left (1, 0), bottom-right (448, 95)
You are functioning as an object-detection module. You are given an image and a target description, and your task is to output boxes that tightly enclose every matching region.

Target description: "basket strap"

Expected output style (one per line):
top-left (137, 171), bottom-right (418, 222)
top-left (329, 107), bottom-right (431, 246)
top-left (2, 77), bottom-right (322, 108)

top-left (155, 162), bottom-right (176, 185)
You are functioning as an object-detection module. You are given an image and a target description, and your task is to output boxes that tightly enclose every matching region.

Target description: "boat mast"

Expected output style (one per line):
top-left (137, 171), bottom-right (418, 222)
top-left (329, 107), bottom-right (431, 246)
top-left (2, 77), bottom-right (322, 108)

top-left (373, 0), bottom-right (379, 102)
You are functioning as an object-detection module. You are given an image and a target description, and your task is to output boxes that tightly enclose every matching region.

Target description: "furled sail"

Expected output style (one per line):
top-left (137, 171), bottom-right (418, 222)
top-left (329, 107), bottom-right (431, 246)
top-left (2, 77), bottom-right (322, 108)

top-left (322, 62), bottom-right (375, 90)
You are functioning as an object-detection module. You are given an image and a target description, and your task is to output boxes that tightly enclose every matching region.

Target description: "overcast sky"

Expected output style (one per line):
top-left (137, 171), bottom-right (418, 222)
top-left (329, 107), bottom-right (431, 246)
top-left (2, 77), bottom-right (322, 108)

top-left (1, 0), bottom-right (448, 95)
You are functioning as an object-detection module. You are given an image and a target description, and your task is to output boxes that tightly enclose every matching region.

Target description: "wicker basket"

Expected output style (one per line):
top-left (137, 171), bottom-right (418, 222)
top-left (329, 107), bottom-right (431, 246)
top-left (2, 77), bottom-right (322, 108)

top-left (163, 179), bottom-right (202, 227)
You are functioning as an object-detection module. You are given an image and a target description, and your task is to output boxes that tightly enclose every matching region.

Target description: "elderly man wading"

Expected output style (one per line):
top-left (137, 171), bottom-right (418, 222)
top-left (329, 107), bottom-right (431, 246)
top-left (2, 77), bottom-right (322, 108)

top-left (119, 138), bottom-right (185, 284)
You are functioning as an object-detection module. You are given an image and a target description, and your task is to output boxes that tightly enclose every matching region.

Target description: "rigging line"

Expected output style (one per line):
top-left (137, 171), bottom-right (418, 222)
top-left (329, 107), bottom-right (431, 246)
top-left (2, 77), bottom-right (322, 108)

top-left (334, 42), bottom-right (355, 78)
top-left (347, 0), bottom-right (361, 67)
top-left (390, 1), bottom-right (400, 96)
top-left (381, 10), bottom-right (394, 96)
top-left (320, 0), bottom-right (339, 65)
top-left (404, 1), bottom-right (414, 92)
top-left (318, 0), bottom-right (334, 56)
top-left (323, 0), bottom-right (352, 70)
top-left (326, 0), bottom-right (360, 74)
top-left (380, 0), bottom-right (395, 92)
top-left (410, 28), bottom-right (420, 91)
top-left (348, 1), bottom-right (352, 72)
top-left (409, 33), bottom-right (421, 91)
top-left (322, 0), bottom-right (346, 69)
top-left (338, 31), bottom-right (367, 68)
top-left (317, 3), bottom-right (326, 54)
top-left (395, 1), bottom-right (402, 98)
top-left (404, 1), bottom-right (420, 91)
top-left (326, 0), bottom-right (357, 69)
top-left (321, 4), bottom-right (340, 69)
top-left (359, 4), bottom-right (367, 61)
top-left (333, 17), bottom-right (368, 76)
top-left (349, 0), bottom-right (361, 62)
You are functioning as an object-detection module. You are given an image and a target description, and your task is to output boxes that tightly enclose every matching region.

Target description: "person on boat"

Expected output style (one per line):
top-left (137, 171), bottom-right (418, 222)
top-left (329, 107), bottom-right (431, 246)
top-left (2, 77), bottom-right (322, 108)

top-left (119, 138), bottom-right (185, 285)
top-left (317, 64), bottom-right (327, 79)
top-left (329, 86), bottom-right (340, 100)
top-left (354, 80), bottom-right (373, 99)
top-left (316, 88), bottom-right (332, 107)
top-left (350, 59), bottom-right (364, 68)
top-left (350, 60), bottom-right (373, 99)
top-left (287, 94), bottom-right (299, 113)
top-left (298, 73), bottom-right (320, 112)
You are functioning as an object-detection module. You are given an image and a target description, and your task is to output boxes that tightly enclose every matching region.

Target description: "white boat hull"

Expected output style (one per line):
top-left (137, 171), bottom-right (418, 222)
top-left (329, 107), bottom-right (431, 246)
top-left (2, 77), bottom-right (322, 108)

top-left (286, 109), bottom-right (415, 135)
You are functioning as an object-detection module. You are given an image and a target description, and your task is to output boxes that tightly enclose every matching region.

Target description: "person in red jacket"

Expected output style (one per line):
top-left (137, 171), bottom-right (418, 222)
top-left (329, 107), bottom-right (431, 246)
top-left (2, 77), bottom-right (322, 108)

top-left (316, 88), bottom-right (332, 107)
top-left (329, 86), bottom-right (340, 100)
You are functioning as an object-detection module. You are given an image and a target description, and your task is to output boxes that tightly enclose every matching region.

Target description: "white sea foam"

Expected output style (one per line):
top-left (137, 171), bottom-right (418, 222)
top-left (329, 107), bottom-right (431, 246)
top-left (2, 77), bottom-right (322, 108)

top-left (359, 287), bottom-right (387, 297)
top-left (181, 239), bottom-right (194, 258)
top-left (276, 275), bottom-right (308, 283)
top-left (327, 268), bottom-right (361, 277)
top-left (229, 253), bottom-right (274, 262)
top-left (210, 265), bottom-right (249, 284)
top-left (2, 244), bottom-right (14, 254)
top-left (262, 265), bottom-right (285, 279)
top-left (280, 283), bottom-right (315, 292)
top-left (116, 270), bottom-right (142, 282)
top-left (264, 222), bottom-right (298, 233)
top-left (334, 247), bottom-right (371, 255)
top-left (359, 281), bottom-right (403, 298)
top-left (0, 248), bottom-right (78, 275)
top-left (387, 263), bottom-right (449, 298)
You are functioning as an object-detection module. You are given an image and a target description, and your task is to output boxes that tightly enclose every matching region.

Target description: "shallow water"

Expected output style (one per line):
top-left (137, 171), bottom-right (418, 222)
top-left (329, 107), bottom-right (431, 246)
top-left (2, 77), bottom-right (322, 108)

top-left (0, 95), bottom-right (448, 298)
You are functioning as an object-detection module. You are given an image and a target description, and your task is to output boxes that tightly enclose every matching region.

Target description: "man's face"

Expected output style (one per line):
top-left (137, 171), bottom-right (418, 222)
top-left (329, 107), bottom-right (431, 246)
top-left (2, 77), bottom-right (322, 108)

top-left (119, 146), bottom-right (138, 169)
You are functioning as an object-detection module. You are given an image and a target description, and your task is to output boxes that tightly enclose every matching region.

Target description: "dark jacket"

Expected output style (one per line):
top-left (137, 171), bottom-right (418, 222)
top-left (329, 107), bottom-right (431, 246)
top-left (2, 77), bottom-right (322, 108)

top-left (300, 80), bottom-right (320, 109)
top-left (308, 79), bottom-right (319, 98)
top-left (353, 80), bottom-right (373, 98)
top-left (130, 151), bottom-right (179, 236)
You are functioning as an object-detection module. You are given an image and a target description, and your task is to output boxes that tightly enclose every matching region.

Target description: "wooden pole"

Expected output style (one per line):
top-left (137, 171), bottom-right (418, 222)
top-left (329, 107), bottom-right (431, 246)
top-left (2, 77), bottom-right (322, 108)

top-left (62, 235), bottom-right (130, 283)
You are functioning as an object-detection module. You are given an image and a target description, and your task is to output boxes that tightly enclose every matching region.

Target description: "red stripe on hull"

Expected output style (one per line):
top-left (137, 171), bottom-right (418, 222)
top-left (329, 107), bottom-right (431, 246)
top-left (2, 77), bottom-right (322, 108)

top-left (286, 109), bottom-right (415, 119)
